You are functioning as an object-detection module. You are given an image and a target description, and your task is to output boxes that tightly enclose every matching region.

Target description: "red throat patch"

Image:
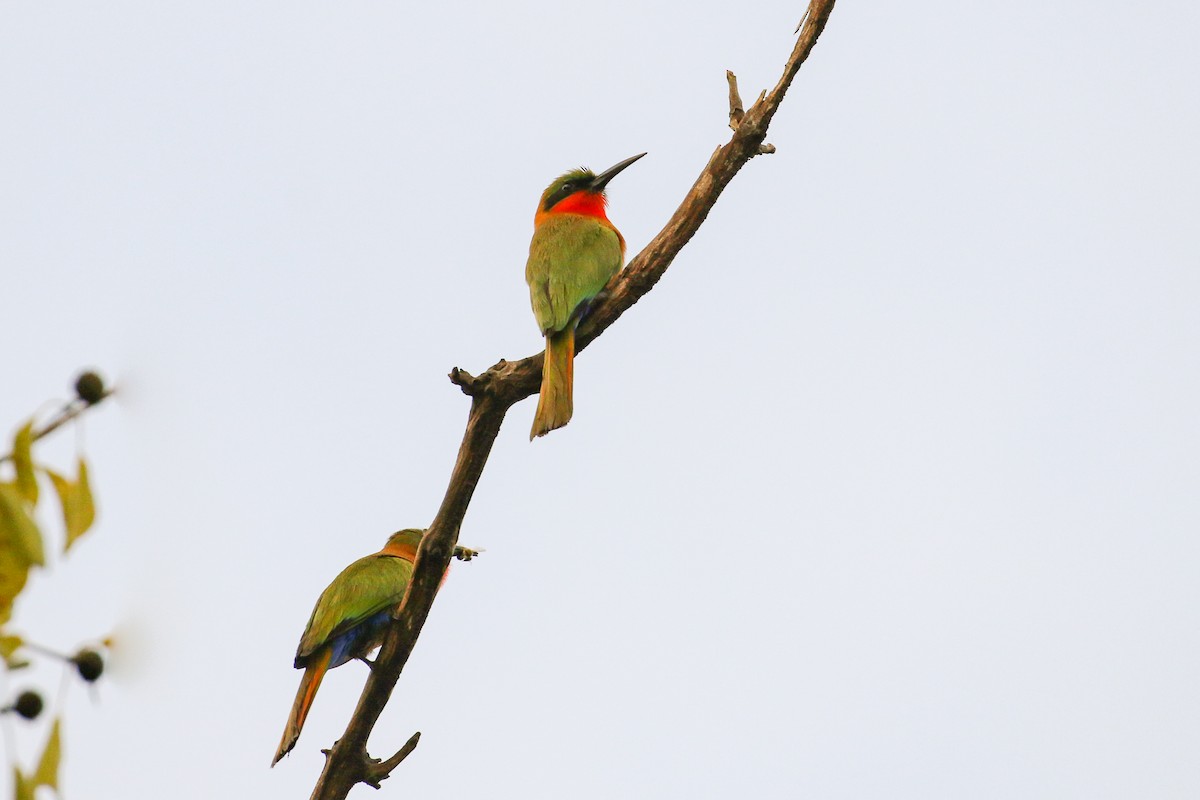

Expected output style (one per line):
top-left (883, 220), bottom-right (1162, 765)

top-left (542, 190), bottom-right (609, 222)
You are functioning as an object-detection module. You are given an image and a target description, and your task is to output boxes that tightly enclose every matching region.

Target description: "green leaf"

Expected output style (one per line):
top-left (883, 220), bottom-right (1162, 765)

top-left (0, 483), bottom-right (43, 568)
top-left (49, 459), bottom-right (95, 553)
top-left (12, 420), bottom-right (37, 506)
top-left (13, 766), bottom-right (34, 800)
top-left (32, 717), bottom-right (61, 790)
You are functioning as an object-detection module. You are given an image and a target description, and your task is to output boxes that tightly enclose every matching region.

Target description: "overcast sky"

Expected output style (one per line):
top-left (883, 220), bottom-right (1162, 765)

top-left (2, 1), bottom-right (1198, 797)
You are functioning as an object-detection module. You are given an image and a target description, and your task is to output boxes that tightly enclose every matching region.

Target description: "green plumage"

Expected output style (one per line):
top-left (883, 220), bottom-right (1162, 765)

top-left (274, 529), bottom-right (424, 766)
top-left (294, 551), bottom-right (415, 667)
top-left (524, 155), bottom-right (642, 438)
top-left (526, 211), bottom-right (623, 336)
top-left (526, 168), bottom-right (624, 336)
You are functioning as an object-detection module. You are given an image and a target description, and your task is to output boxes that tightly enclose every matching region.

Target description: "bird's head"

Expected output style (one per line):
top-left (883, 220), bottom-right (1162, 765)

top-left (381, 528), bottom-right (425, 559)
top-left (536, 152), bottom-right (646, 219)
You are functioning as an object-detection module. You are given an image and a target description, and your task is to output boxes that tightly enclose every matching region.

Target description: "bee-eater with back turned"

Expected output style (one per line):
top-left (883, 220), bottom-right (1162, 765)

top-left (272, 529), bottom-right (427, 766)
top-left (525, 152), bottom-right (646, 439)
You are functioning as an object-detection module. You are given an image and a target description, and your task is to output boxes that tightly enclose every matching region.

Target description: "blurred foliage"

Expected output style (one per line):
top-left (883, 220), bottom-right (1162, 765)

top-left (9, 717), bottom-right (58, 800)
top-left (0, 371), bottom-right (110, 799)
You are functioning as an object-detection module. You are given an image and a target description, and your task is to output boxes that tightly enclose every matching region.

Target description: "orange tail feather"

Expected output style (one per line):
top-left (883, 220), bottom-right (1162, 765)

top-left (531, 327), bottom-right (575, 439)
top-left (272, 650), bottom-right (331, 766)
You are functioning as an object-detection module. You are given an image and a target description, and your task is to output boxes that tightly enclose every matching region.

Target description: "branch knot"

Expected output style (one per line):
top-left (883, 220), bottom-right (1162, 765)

top-left (363, 732), bottom-right (421, 790)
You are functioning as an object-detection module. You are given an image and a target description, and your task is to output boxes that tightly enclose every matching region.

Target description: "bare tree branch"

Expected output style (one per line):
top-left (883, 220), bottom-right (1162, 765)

top-left (727, 69), bottom-right (746, 130)
top-left (361, 731), bottom-right (421, 789)
top-left (309, 2), bottom-right (836, 796)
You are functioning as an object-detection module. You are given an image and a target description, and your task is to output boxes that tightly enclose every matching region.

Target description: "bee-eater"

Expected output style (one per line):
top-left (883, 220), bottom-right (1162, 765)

top-left (272, 529), bottom-right (426, 766)
top-left (526, 152), bottom-right (645, 439)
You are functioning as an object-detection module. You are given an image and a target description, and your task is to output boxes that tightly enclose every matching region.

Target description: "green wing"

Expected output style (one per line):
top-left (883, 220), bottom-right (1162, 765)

top-left (526, 215), bottom-right (623, 335)
top-left (295, 553), bottom-right (414, 661)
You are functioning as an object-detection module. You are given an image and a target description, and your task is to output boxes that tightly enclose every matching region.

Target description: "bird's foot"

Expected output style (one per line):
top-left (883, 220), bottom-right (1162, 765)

top-left (453, 545), bottom-right (483, 561)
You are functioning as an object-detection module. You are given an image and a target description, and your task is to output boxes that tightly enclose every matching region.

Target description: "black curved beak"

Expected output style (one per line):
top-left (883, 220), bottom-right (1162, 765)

top-left (590, 152), bottom-right (647, 192)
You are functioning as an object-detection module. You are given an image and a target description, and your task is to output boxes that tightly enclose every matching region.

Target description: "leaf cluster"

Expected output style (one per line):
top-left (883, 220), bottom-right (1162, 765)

top-left (0, 419), bottom-right (95, 628)
top-left (0, 371), bottom-right (111, 798)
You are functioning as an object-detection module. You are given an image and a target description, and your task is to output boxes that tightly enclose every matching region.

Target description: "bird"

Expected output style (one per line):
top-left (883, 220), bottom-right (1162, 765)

top-left (272, 529), bottom-right (426, 766)
top-left (525, 152), bottom-right (645, 439)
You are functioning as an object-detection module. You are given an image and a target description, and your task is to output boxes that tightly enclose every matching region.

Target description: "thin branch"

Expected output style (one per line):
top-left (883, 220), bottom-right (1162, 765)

top-left (15, 641), bottom-right (70, 662)
top-left (727, 70), bottom-right (745, 130)
top-left (0, 391), bottom-right (112, 465)
top-left (309, 3), bottom-right (836, 796)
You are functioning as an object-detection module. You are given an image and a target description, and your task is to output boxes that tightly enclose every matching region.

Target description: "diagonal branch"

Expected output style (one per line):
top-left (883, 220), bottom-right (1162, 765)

top-left (309, 2), bottom-right (836, 797)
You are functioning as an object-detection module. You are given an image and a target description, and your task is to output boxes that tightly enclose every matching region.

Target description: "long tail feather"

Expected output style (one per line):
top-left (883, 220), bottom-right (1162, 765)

top-left (272, 649), bottom-right (332, 766)
top-left (531, 328), bottom-right (575, 439)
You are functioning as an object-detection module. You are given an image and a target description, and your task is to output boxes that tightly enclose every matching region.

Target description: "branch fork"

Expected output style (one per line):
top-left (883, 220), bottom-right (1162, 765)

top-left (365, 732), bottom-right (422, 789)
top-left (726, 72), bottom-right (775, 155)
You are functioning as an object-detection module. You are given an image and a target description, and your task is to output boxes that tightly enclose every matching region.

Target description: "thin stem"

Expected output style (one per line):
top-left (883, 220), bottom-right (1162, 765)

top-left (0, 392), bottom-right (112, 465)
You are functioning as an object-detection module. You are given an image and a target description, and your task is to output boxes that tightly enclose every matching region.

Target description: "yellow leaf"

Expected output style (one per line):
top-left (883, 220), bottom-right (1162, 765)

top-left (46, 470), bottom-right (69, 509)
top-left (0, 545), bottom-right (30, 618)
top-left (48, 460), bottom-right (95, 554)
top-left (0, 634), bottom-right (25, 669)
top-left (32, 717), bottom-right (61, 790)
top-left (70, 457), bottom-right (96, 550)
top-left (13, 766), bottom-right (34, 800)
top-left (0, 483), bottom-right (43, 567)
top-left (0, 633), bottom-right (21, 659)
top-left (12, 420), bottom-right (37, 506)
top-left (0, 491), bottom-right (34, 615)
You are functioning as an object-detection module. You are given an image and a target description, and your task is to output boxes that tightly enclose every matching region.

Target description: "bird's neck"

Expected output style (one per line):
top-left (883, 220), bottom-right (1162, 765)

top-left (380, 541), bottom-right (419, 561)
top-left (535, 191), bottom-right (611, 228)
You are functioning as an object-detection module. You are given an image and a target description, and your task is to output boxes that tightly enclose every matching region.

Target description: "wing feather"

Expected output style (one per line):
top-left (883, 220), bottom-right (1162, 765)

top-left (295, 554), bottom-right (414, 662)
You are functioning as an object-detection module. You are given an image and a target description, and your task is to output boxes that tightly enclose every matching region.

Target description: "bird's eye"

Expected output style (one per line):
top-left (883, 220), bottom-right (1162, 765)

top-left (560, 183), bottom-right (573, 193)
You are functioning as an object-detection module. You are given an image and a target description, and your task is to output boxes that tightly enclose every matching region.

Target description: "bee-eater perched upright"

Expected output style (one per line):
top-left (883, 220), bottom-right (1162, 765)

top-left (526, 152), bottom-right (645, 439)
top-left (272, 529), bottom-right (425, 767)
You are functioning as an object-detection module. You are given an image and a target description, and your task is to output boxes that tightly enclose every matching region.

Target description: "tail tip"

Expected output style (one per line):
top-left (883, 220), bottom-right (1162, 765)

top-left (272, 730), bottom-right (297, 767)
top-left (529, 417), bottom-right (568, 440)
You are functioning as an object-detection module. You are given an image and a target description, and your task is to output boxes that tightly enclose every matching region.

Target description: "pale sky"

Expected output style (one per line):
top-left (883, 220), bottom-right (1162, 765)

top-left (2, 1), bottom-right (1198, 798)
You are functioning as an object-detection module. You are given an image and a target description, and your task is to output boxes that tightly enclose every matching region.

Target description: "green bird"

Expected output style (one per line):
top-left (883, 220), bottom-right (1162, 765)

top-left (526, 152), bottom-right (645, 439)
top-left (273, 529), bottom-right (461, 766)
